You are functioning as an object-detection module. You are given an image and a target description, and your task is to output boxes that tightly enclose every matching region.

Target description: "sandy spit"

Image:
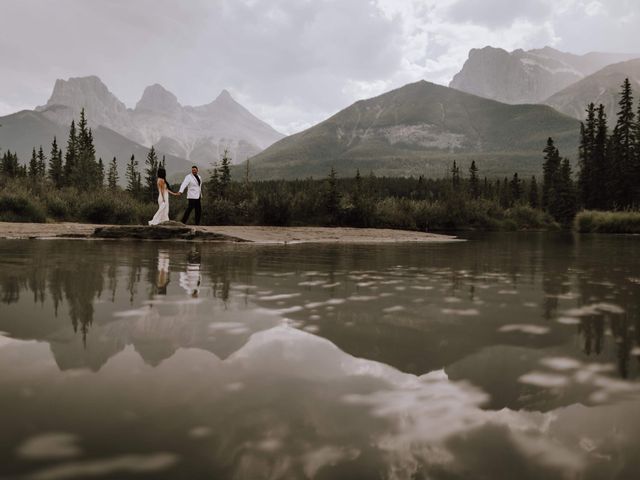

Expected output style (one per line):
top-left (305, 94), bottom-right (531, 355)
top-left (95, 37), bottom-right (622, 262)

top-left (0, 222), bottom-right (459, 244)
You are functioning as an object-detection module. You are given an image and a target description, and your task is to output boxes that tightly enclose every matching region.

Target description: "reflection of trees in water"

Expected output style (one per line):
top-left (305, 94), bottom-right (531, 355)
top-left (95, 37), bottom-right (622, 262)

top-left (574, 236), bottom-right (640, 378)
top-left (203, 247), bottom-right (258, 304)
top-left (0, 242), bottom-right (109, 344)
top-left (0, 242), bottom-right (259, 343)
top-left (0, 274), bottom-right (20, 304)
top-left (540, 237), bottom-right (574, 321)
top-left (578, 315), bottom-right (605, 356)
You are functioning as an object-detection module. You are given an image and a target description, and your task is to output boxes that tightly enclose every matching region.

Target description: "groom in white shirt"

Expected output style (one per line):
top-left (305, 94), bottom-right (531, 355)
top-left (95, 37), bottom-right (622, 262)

top-left (179, 166), bottom-right (203, 225)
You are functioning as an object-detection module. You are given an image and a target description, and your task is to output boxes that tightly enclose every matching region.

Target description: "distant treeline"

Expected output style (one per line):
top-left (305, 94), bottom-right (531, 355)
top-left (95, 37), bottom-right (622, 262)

top-left (1, 80), bottom-right (639, 231)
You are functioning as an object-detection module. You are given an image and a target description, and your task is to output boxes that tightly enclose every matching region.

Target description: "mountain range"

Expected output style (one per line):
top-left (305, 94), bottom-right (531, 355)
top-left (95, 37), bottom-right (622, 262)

top-left (3, 45), bottom-right (638, 182)
top-left (35, 75), bottom-right (284, 166)
top-left (247, 80), bottom-right (581, 180)
top-left (450, 46), bottom-right (638, 105)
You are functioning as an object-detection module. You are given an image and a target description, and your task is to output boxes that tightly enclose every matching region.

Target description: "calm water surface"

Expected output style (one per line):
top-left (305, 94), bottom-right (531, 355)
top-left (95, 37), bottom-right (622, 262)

top-left (1, 233), bottom-right (639, 479)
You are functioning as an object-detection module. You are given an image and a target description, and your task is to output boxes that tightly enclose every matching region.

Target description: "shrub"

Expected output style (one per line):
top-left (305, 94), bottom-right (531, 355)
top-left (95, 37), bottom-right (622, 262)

top-left (79, 192), bottom-right (141, 224)
top-left (505, 204), bottom-right (548, 230)
top-left (45, 193), bottom-right (72, 220)
top-left (0, 190), bottom-right (47, 223)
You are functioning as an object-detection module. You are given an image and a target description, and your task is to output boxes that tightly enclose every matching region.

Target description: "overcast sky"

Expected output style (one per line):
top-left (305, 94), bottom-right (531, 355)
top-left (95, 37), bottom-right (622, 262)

top-left (1, 0), bottom-right (639, 133)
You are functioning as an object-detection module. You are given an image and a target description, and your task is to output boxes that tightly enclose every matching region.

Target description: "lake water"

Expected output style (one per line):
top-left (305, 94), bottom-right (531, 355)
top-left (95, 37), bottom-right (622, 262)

top-left (1, 234), bottom-right (639, 479)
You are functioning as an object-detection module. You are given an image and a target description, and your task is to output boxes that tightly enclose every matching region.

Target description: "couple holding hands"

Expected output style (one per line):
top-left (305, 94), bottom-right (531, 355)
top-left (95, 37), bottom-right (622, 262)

top-left (148, 166), bottom-right (203, 226)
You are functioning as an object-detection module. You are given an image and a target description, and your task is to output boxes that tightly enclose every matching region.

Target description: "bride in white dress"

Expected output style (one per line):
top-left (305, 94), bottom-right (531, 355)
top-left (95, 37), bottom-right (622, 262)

top-left (148, 167), bottom-right (179, 225)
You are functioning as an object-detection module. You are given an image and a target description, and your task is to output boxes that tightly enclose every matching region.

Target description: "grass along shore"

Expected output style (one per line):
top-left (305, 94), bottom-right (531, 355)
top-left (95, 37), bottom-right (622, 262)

top-left (575, 210), bottom-right (640, 233)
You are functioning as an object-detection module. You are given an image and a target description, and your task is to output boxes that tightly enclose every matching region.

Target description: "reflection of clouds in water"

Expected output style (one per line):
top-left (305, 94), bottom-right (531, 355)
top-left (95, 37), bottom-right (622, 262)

top-left (27, 453), bottom-right (178, 480)
top-left (564, 303), bottom-right (625, 317)
top-left (258, 293), bottom-right (301, 301)
top-left (16, 433), bottom-right (81, 460)
top-left (519, 356), bottom-right (640, 404)
top-left (441, 308), bottom-right (480, 316)
top-left (6, 323), bottom-right (640, 479)
top-left (499, 324), bottom-right (550, 335)
top-left (209, 322), bottom-right (251, 335)
top-left (232, 327), bottom-right (584, 478)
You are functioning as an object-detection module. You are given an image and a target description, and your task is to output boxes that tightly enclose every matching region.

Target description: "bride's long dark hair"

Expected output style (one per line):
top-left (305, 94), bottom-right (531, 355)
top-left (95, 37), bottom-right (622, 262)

top-left (157, 167), bottom-right (172, 191)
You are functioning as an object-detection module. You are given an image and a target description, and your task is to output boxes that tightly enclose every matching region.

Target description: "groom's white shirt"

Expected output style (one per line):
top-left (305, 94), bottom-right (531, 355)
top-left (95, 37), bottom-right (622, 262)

top-left (179, 173), bottom-right (202, 199)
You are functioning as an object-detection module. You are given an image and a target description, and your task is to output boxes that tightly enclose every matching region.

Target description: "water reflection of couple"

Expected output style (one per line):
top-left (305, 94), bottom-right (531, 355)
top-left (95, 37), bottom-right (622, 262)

top-left (148, 166), bottom-right (203, 226)
top-left (155, 249), bottom-right (201, 298)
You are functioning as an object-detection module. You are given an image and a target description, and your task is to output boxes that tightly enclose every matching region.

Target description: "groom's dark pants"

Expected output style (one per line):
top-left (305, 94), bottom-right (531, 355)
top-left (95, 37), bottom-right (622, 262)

top-left (182, 198), bottom-right (201, 225)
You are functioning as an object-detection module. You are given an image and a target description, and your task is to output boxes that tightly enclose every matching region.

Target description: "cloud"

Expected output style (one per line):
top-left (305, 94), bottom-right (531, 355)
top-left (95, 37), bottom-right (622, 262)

top-left (447, 0), bottom-right (553, 28)
top-left (0, 0), bottom-right (639, 134)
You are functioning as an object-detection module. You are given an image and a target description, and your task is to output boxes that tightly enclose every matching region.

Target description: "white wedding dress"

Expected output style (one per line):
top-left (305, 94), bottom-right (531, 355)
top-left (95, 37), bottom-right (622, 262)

top-left (148, 184), bottom-right (170, 225)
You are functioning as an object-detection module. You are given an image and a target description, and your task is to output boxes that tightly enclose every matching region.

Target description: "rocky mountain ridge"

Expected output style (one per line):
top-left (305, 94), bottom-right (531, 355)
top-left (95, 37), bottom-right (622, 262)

top-left (35, 76), bottom-right (284, 166)
top-left (544, 58), bottom-right (640, 120)
top-left (450, 46), bottom-right (638, 105)
top-left (246, 80), bottom-right (580, 179)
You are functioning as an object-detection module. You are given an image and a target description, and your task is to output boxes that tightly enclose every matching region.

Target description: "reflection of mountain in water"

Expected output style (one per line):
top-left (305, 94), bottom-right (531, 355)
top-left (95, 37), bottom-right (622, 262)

top-left (3, 326), bottom-right (640, 480)
top-left (1, 235), bottom-right (639, 382)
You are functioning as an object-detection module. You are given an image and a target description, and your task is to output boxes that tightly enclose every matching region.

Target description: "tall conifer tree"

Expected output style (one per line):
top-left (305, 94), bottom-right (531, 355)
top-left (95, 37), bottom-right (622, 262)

top-left (48, 137), bottom-right (63, 188)
top-left (468, 161), bottom-right (479, 199)
top-left (28, 148), bottom-right (39, 180)
top-left (37, 146), bottom-right (46, 177)
top-left (63, 120), bottom-right (77, 187)
top-left (578, 103), bottom-right (597, 208)
top-left (144, 145), bottom-right (159, 201)
top-left (528, 176), bottom-right (539, 209)
top-left (126, 154), bottom-right (141, 198)
top-left (593, 104), bottom-right (609, 209)
top-left (610, 78), bottom-right (636, 207)
top-left (510, 173), bottom-right (522, 204)
top-left (542, 137), bottom-right (561, 210)
top-left (107, 157), bottom-right (119, 190)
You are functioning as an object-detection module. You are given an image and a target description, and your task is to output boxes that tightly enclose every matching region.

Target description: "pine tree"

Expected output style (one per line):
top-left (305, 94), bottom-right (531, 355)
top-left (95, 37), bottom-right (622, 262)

top-left (510, 173), bottom-right (522, 204)
top-left (593, 104), bottom-right (609, 209)
top-left (451, 161), bottom-right (461, 190)
top-left (219, 149), bottom-right (232, 198)
top-left (63, 120), bottom-right (78, 187)
top-left (550, 158), bottom-right (577, 225)
top-left (36, 146), bottom-right (47, 178)
top-left (482, 177), bottom-right (491, 199)
top-left (209, 164), bottom-right (220, 198)
top-left (355, 169), bottom-right (362, 193)
top-left (634, 95), bottom-right (640, 205)
top-left (73, 110), bottom-right (99, 190)
top-left (528, 176), bottom-right (539, 209)
top-left (542, 137), bottom-right (561, 210)
top-left (610, 78), bottom-right (636, 207)
top-left (107, 157), bottom-right (119, 190)
top-left (499, 177), bottom-right (511, 208)
top-left (325, 166), bottom-right (340, 224)
top-left (578, 103), bottom-right (597, 208)
top-left (126, 154), bottom-right (141, 197)
top-left (1, 150), bottom-right (20, 178)
top-left (28, 148), bottom-right (39, 180)
top-left (468, 161), bottom-right (479, 199)
top-left (97, 158), bottom-right (105, 187)
top-left (48, 137), bottom-right (64, 188)
top-left (144, 145), bottom-right (159, 201)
